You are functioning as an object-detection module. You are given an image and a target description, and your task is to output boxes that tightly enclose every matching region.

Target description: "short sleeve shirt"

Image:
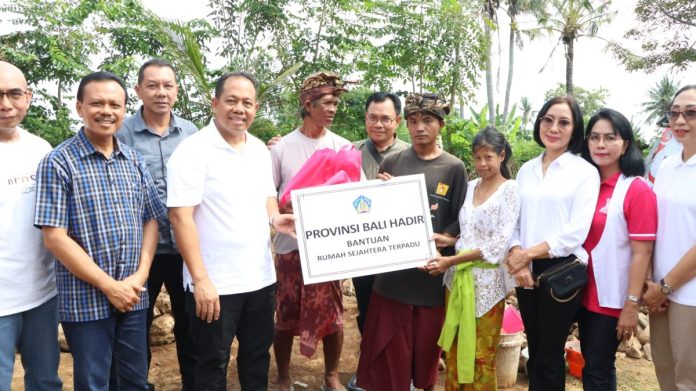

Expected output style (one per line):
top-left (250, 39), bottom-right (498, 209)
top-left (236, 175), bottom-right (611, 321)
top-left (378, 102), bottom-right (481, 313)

top-left (581, 172), bottom-right (657, 317)
top-left (34, 129), bottom-right (166, 322)
top-left (653, 152), bottom-right (696, 306)
top-left (354, 137), bottom-right (410, 180)
top-left (166, 122), bottom-right (277, 294)
top-left (270, 128), bottom-right (355, 254)
top-left (372, 148), bottom-right (468, 307)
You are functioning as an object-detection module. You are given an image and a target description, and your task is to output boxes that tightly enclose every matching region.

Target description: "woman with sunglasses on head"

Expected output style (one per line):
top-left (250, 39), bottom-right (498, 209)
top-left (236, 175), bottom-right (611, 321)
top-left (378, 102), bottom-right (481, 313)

top-left (506, 96), bottom-right (599, 390)
top-left (578, 109), bottom-right (656, 391)
top-left (643, 85), bottom-right (696, 390)
top-left (425, 127), bottom-right (520, 390)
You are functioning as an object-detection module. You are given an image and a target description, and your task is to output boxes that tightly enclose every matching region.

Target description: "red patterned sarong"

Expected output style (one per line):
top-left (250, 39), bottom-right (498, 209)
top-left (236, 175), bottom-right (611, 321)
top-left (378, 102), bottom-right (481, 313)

top-left (356, 291), bottom-right (445, 391)
top-left (274, 250), bottom-right (343, 357)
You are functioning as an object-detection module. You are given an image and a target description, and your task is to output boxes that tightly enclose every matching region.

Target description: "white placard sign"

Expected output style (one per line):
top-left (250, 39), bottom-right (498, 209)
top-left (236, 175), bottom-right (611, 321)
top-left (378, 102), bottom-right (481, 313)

top-left (291, 174), bottom-right (437, 284)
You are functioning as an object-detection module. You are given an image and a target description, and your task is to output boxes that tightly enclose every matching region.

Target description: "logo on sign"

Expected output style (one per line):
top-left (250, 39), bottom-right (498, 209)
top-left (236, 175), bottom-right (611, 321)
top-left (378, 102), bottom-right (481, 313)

top-left (353, 195), bottom-right (372, 214)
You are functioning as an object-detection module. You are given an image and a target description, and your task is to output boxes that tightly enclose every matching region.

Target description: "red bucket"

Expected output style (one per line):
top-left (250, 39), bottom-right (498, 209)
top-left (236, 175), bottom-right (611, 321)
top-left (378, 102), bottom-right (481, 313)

top-left (565, 343), bottom-right (584, 379)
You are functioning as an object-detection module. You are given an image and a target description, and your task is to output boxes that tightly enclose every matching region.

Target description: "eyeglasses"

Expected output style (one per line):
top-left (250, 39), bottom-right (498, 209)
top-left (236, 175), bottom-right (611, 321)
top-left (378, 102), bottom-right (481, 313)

top-left (587, 133), bottom-right (622, 145)
top-left (540, 115), bottom-right (573, 130)
top-left (0, 89), bottom-right (30, 102)
top-left (666, 109), bottom-right (696, 122)
top-left (366, 115), bottom-right (396, 125)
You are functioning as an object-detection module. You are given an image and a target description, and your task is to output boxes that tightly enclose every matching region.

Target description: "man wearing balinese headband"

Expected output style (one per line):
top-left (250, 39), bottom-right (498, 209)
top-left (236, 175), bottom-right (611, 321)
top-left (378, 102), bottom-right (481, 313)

top-left (356, 93), bottom-right (468, 391)
top-left (270, 71), bottom-right (356, 391)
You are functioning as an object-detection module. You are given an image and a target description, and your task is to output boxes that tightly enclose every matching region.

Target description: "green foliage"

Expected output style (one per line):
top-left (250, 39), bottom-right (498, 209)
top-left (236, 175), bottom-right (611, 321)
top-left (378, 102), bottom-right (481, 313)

top-left (509, 137), bottom-right (543, 173)
top-left (611, 0), bottom-right (696, 72)
top-left (331, 88), bottom-right (374, 142)
top-left (0, 0), bottom-right (216, 141)
top-left (22, 89), bottom-right (77, 146)
top-left (441, 116), bottom-right (478, 171)
top-left (544, 83), bottom-right (609, 120)
top-left (360, 0), bottom-right (486, 106)
top-left (0, 0), bottom-right (99, 93)
top-left (2, 0), bottom-right (487, 148)
top-left (248, 117), bottom-right (279, 143)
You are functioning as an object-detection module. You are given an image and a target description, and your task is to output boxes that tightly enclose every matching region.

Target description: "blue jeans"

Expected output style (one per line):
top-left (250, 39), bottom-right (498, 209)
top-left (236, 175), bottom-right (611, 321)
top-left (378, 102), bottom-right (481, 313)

top-left (0, 296), bottom-right (62, 391)
top-left (62, 309), bottom-right (148, 391)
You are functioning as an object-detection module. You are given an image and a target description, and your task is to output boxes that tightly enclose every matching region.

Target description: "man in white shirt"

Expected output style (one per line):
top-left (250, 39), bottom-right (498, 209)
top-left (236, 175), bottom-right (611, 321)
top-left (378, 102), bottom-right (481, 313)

top-left (167, 72), bottom-right (294, 390)
top-left (0, 61), bottom-right (62, 390)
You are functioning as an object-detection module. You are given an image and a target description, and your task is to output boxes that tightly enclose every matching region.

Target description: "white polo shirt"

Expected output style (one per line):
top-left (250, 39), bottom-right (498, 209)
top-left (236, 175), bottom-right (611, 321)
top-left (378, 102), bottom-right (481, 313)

top-left (654, 150), bottom-right (696, 306)
top-left (0, 128), bottom-right (56, 316)
top-left (511, 151), bottom-right (600, 264)
top-left (166, 121), bottom-right (277, 295)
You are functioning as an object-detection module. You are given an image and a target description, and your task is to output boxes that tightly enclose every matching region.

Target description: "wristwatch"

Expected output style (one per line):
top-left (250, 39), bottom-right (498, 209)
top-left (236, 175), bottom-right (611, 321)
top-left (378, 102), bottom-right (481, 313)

top-left (626, 295), bottom-right (639, 304)
top-left (660, 278), bottom-right (673, 295)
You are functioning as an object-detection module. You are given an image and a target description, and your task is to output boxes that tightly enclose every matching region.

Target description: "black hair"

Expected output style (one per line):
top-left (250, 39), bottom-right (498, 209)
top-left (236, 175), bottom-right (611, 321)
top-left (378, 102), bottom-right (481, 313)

top-left (533, 96), bottom-right (584, 154)
top-left (671, 85), bottom-right (696, 106)
top-left (364, 92), bottom-right (402, 116)
top-left (472, 126), bottom-right (513, 179)
top-left (581, 108), bottom-right (645, 177)
top-left (215, 71), bottom-right (258, 99)
top-left (77, 71), bottom-right (128, 104)
top-left (137, 58), bottom-right (176, 85)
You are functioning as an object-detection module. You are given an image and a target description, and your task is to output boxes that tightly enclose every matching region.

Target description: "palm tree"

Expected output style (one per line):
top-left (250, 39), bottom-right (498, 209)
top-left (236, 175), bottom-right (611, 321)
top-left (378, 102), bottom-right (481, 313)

top-left (520, 96), bottom-right (533, 131)
top-left (482, 0), bottom-right (499, 124)
top-left (537, 0), bottom-right (614, 95)
top-left (641, 75), bottom-right (678, 126)
top-left (502, 0), bottom-right (547, 119)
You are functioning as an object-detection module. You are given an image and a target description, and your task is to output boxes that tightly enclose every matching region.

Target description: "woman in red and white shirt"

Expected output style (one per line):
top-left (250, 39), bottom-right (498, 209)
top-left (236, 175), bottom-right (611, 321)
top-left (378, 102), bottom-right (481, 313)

top-left (579, 108), bottom-right (656, 391)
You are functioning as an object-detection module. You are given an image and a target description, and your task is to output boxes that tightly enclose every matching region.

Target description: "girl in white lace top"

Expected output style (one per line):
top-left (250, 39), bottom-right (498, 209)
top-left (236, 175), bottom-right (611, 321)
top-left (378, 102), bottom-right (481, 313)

top-left (426, 127), bottom-right (520, 389)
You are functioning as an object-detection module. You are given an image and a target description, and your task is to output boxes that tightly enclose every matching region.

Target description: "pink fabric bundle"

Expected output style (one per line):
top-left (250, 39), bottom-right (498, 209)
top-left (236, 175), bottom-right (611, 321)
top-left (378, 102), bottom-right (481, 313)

top-left (279, 145), bottom-right (362, 207)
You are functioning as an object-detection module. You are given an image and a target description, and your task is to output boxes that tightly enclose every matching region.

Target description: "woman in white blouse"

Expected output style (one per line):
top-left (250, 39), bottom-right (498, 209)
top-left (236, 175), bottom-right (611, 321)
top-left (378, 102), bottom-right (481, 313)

top-left (426, 127), bottom-right (520, 390)
top-left (506, 96), bottom-right (599, 391)
top-left (643, 85), bottom-right (696, 390)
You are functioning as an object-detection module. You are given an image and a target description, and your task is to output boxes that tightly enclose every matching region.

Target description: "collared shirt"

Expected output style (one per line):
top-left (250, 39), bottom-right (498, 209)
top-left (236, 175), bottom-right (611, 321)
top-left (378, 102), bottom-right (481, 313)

top-left (116, 106), bottom-right (198, 254)
top-left (582, 173), bottom-right (656, 316)
top-left (654, 150), bottom-right (696, 306)
top-left (167, 121), bottom-right (277, 294)
top-left (354, 137), bottom-right (410, 180)
top-left (511, 151), bottom-right (599, 264)
top-left (34, 129), bottom-right (166, 322)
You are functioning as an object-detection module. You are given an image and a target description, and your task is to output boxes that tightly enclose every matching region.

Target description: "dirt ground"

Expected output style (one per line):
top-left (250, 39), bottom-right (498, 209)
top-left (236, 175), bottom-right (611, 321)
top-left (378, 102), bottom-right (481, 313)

top-left (12, 294), bottom-right (660, 390)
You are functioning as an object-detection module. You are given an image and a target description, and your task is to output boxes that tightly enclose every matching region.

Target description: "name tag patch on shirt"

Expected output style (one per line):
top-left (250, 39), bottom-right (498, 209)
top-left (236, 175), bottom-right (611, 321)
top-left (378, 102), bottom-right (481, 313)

top-left (436, 182), bottom-right (450, 196)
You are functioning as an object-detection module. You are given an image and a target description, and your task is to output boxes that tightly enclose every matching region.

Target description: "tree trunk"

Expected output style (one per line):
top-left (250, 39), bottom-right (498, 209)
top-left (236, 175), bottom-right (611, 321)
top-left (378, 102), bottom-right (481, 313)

top-left (565, 37), bottom-right (574, 96)
top-left (449, 45), bottom-right (459, 113)
top-left (503, 24), bottom-right (515, 120)
top-left (311, 16), bottom-right (325, 65)
top-left (484, 20), bottom-right (495, 124)
top-left (57, 79), bottom-right (63, 109)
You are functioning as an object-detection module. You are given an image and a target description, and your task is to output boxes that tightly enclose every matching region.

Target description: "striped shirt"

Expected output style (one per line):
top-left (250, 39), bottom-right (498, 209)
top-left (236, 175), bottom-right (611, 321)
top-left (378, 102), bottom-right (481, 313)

top-left (34, 129), bottom-right (166, 322)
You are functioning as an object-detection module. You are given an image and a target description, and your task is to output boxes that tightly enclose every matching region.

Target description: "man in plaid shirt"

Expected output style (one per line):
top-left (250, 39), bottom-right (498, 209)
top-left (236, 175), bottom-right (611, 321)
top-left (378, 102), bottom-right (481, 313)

top-left (34, 71), bottom-right (166, 391)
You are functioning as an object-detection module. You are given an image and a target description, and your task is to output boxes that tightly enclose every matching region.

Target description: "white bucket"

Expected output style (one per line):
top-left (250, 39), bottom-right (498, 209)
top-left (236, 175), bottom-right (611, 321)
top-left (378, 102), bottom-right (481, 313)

top-left (496, 331), bottom-right (525, 388)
